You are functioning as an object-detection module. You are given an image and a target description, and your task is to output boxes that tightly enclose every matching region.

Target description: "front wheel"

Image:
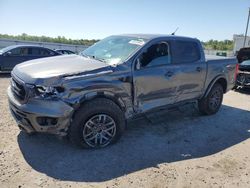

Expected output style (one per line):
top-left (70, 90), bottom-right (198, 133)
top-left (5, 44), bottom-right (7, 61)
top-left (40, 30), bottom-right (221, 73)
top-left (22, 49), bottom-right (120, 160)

top-left (198, 83), bottom-right (224, 115)
top-left (68, 98), bottom-right (125, 149)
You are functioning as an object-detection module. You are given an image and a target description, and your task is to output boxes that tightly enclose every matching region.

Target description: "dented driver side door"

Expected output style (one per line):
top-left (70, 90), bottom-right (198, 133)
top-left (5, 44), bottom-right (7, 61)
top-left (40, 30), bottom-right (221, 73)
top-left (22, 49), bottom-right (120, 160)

top-left (132, 40), bottom-right (179, 113)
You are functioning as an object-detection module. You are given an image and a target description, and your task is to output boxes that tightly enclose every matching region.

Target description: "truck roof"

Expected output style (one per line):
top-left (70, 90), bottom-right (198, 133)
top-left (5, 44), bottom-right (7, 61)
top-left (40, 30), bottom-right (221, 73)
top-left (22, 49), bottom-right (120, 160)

top-left (117, 34), bottom-right (198, 41)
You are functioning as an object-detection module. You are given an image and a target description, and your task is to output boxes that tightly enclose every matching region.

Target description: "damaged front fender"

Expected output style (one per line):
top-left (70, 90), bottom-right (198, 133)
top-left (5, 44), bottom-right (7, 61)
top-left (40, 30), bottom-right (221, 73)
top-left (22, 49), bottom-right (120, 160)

top-left (60, 69), bottom-right (134, 118)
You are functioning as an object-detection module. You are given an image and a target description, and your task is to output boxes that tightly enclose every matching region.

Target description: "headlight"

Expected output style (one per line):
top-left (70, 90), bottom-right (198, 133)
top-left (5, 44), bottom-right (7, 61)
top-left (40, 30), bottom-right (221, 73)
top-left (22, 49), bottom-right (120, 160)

top-left (35, 86), bottom-right (65, 98)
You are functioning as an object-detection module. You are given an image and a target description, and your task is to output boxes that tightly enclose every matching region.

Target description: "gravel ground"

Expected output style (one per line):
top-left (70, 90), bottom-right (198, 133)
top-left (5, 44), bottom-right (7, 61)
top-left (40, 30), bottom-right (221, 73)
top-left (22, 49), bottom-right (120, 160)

top-left (0, 74), bottom-right (250, 188)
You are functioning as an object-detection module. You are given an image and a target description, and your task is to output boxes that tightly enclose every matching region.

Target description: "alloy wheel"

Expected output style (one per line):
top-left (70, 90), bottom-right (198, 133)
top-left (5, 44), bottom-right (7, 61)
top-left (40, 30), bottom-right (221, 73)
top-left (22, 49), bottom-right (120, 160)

top-left (83, 114), bottom-right (116, 147)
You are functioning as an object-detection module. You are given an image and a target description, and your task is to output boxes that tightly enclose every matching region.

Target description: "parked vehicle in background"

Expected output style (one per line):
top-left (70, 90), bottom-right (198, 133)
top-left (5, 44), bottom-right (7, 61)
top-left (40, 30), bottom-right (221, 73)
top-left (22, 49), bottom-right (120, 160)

top-left (0, 45), bottom-right (60, 72)
top-left (8, 34), bottom-right (238, 149)
top-left (237, 47), bottom-right (250, 63)
top-left (235, 59), bottom-right (250, 88)
top-left (55, 49), bottom-right (75, 55)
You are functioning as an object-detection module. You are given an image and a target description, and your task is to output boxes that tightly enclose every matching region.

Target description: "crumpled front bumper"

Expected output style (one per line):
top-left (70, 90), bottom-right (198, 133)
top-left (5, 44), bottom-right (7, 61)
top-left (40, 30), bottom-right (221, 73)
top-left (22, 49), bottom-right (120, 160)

top-left (7, 86), bottom-right (74, 136)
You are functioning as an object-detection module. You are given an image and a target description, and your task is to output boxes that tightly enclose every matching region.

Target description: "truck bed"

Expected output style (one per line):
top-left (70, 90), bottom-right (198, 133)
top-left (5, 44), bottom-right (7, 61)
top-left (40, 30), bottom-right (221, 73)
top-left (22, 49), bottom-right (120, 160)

top-left (205, 55), bottom-right (237, 93)
top-left (205, 55), bottom-right (235, 61)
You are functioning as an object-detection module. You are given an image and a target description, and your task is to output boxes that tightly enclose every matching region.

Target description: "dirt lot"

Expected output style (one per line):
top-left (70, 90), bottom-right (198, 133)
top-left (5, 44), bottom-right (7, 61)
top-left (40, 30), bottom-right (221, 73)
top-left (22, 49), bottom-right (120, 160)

top-left (0, 74), bottom-right (250, 188)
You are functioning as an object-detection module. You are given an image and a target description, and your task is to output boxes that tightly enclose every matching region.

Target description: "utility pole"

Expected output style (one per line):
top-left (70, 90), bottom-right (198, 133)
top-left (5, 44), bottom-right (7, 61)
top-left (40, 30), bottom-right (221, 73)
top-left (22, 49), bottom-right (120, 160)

top-left (243, 7), bottom-right (250, 47)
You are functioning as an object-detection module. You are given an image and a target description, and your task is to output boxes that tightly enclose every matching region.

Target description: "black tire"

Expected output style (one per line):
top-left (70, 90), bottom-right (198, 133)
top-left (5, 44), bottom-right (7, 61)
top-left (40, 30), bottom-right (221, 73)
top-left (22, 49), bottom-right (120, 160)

top-left (68, 98), bottom-right (125, 149)
top-left (198, 83), bottom-right (224, 115)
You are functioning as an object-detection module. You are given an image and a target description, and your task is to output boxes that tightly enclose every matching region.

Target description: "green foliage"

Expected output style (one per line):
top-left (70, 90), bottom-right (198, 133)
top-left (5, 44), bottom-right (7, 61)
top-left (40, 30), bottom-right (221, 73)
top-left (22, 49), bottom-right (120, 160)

top-left (0, 33), bottom-right (99, 46)
top-left (202, 39), bottom-right (234, 51)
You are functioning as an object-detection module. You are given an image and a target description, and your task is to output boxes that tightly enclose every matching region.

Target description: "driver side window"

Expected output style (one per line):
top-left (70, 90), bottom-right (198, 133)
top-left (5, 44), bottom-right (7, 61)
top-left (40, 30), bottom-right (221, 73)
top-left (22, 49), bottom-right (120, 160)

top-left (138, 41), bottom-right (171, 68)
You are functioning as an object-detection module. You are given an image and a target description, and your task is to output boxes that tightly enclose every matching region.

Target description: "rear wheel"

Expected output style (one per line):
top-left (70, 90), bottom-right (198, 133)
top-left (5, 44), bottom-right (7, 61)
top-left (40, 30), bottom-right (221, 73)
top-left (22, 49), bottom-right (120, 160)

top-left (198, 83), bottom-right (223, 115)
top-left (68, 98), bottom-right (125, 149)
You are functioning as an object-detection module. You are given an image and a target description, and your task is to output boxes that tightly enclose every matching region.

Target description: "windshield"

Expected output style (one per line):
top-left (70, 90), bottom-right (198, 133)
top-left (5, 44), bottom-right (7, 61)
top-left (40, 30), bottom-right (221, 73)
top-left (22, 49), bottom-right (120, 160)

top-left (80, 36), bottom-right (147, 65)
top-left (0, 45), bottom-right (16, 54)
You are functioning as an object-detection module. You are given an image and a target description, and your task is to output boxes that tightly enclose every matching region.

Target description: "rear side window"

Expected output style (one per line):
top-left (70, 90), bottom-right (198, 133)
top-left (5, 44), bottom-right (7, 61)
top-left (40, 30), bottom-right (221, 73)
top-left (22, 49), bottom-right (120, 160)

top-left (31, 48), bottom-right (40, 56)
top-left (26, 48), bottom-right (49, 56)
top-left (20, 48), bottom-right (30, 56)
top-left (9, 47), bottom-right (31, 56)
top-left (173, 41), bottom-right (201, 63)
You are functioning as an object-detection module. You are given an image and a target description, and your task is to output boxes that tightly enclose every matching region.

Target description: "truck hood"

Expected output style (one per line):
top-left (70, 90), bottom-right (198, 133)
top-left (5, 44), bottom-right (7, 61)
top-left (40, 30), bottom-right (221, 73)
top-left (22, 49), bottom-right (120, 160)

top-left (12, 55), bottom-right (111, 85)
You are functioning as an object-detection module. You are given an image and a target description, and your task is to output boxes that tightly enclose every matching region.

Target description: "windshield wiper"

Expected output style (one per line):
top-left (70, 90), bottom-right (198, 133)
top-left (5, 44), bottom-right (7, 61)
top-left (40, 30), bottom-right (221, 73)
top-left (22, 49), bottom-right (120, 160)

top-left (92, 56), bottom-right (106, 63)
top-left (81, 53), bottom-right (91, 58)
top-left (81, 53), bottom-right (106, 63)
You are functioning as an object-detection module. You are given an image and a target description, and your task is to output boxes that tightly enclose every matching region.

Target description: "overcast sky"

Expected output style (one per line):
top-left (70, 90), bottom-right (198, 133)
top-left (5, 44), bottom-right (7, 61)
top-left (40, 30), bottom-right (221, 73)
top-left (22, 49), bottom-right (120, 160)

top-left (0, 0), bottom-right (249, 41)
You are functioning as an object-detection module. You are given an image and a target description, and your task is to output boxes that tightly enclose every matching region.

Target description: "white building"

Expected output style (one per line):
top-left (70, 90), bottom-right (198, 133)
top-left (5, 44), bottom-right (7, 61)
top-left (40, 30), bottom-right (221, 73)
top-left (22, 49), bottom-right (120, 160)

top-left (233, 34), bottom-right (250, 54)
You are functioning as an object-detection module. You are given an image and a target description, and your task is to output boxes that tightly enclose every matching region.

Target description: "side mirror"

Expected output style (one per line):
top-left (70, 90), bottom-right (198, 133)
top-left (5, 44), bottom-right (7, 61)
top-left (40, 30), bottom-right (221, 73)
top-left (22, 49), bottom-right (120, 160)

top-left (136, 58), bottom-right (141, 70)
top-left (4, 51), bottom-right (12, 56)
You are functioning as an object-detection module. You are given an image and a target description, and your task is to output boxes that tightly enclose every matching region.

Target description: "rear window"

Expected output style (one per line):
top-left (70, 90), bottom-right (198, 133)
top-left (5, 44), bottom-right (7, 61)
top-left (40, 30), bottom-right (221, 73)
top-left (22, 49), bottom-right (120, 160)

top-left (30, 48), bottom-right (40, 55)
top-left (173, 41), bottom-right (201, 63)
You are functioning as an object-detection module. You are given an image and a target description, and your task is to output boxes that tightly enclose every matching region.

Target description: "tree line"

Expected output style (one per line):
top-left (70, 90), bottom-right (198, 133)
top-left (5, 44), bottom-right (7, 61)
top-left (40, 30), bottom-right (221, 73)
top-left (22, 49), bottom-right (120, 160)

top-left (202, 39), bottom-right (234, 51)
top-left (0, 33), bottom-right (99, 46)
top-left (0, 33), bottom-right (234, 50)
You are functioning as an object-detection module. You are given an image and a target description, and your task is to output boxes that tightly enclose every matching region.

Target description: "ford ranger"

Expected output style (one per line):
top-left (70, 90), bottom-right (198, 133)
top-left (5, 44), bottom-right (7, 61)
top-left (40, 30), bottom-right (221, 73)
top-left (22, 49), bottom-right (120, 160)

top-left (8, 34), bottom-right (238, 148)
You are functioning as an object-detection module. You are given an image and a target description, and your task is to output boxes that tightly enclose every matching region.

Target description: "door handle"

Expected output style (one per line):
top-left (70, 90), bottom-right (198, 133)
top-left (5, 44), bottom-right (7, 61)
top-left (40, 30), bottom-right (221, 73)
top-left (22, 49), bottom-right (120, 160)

top-left (196, 67), bottom-right (202, 72)
top-left (165, 71), bottom-right (174, 77)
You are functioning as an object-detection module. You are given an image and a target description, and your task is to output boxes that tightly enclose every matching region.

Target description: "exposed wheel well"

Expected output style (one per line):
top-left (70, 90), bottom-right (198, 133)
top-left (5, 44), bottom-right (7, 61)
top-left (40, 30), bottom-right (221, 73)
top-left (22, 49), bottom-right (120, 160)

top-left (72, 95), bottom-right (126, 119)
top-left (203, 77), bottom-right (227, 98)
top-left (215, 78), bottom-right (227, 93)
top-left (86, 95), bottom-right (125, 111)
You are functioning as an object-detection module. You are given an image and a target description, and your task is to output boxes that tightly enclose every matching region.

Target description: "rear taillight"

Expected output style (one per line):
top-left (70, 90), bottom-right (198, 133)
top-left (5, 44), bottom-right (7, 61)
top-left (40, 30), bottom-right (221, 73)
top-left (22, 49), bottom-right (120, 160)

top-left (234, 63), bottom-right (239, 81)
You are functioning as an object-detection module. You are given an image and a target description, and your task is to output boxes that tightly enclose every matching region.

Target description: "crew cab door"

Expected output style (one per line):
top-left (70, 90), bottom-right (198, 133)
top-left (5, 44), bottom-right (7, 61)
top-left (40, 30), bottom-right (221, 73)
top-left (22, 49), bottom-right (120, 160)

top-left (171, 40), bottom-right (207, 102)
top-left (133, 40), bottom-right (179, 112)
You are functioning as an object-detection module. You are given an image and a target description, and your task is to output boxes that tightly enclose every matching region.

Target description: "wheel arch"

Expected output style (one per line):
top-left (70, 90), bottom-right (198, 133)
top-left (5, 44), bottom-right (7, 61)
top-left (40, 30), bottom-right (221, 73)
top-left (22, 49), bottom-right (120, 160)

top-left (72, 91), bottom-right (127, 119)
top-left (203, 76), bottom-right (227, 98)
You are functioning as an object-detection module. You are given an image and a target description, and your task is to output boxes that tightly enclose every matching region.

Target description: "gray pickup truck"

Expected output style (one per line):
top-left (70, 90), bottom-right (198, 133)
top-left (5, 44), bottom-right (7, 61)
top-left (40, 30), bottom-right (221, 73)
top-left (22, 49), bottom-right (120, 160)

top-left (8, 34), bottom-right (237, 148)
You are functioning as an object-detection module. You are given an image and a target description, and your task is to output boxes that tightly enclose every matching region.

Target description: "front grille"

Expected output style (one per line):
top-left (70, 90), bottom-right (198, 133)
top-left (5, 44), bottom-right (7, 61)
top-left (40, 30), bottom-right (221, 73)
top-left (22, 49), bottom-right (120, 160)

top-left (10, 104), bottom-right (34, 131)
top-left (11, 76), bottom-right (27, 102)
top-left (11, 109), bottom-right (25, 121)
